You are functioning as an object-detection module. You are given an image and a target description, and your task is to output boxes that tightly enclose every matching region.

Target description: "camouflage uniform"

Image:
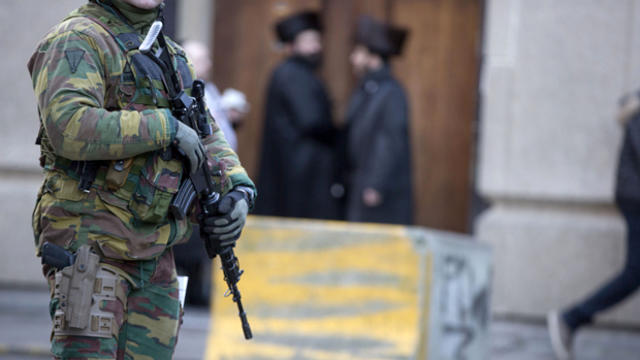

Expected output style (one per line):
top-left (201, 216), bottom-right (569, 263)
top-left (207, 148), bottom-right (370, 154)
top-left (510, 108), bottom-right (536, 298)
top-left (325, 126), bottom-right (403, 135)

top-left (28, 0), bottom-right (255, 358)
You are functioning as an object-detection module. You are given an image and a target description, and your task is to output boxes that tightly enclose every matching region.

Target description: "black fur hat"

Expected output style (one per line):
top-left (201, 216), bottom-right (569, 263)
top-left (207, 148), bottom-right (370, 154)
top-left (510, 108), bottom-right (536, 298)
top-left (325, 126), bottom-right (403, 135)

top-left (275, 11), bottom-right (322, 43)
top-left (355, 15), bottom-right (409, 57)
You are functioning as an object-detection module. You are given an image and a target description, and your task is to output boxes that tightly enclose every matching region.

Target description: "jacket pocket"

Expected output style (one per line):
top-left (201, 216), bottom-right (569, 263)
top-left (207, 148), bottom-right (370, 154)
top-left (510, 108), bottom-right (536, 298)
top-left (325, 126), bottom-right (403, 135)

top-left (44, 172), bottom-right (88, 202)
top-left (128, 156), bottom-right (182, 223)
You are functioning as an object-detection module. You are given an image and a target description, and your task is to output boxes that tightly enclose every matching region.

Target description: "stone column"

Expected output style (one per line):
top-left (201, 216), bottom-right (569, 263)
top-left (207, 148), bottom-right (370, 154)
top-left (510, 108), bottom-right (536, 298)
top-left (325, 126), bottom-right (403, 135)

top-left (478, 0), bottom-right (640, 325)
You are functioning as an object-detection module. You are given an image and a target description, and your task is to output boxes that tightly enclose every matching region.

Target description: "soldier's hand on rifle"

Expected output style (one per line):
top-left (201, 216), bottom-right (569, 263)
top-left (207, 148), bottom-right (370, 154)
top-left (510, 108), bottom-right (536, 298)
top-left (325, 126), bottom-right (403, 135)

top-left (202, 188), bottom-right (251, 248)
top-left (175, 121), bottom-right (206, 174)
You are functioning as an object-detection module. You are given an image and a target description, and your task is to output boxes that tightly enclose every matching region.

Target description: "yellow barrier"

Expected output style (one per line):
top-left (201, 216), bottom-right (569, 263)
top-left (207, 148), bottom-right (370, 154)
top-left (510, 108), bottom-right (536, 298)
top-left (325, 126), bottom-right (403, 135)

top-left (204, 216), bottom-right (491, 360)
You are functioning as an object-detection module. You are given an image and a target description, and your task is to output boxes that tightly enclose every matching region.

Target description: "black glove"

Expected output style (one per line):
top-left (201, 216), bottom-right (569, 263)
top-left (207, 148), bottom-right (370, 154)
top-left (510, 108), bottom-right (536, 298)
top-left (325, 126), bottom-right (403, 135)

top-left (202, 189), bottom-right (249, 249)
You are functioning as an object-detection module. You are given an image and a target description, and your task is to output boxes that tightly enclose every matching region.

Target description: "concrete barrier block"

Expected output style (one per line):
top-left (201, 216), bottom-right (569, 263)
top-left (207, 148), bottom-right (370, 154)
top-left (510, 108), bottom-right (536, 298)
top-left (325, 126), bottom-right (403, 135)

top-left (204, 216), bottom-right (492, 360)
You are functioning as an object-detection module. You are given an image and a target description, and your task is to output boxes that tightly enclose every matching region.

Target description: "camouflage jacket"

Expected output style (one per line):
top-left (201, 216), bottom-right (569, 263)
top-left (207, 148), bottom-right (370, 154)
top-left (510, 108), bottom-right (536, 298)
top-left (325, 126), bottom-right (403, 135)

top-left (28, 0), bottom-right (255, 260)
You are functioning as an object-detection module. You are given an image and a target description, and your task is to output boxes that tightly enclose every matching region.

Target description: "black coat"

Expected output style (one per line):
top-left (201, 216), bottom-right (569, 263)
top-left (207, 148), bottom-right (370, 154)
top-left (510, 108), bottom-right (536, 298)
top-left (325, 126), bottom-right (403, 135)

top-left (342, 65), bottom-right (413, 224)
top-left (255, 57), bottom-right (339, 219)
top-left (616, 108), bottom-right (640, 204)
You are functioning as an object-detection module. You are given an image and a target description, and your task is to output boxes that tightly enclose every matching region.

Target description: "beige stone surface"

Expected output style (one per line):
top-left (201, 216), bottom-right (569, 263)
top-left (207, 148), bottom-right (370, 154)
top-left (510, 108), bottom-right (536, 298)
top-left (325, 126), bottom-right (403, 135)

top-left (480, 0), bottom-right (628, 200)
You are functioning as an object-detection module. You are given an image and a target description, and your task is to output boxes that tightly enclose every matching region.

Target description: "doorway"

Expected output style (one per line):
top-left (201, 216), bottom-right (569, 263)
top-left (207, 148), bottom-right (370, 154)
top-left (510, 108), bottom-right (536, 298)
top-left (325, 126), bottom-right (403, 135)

top-left (211, 0), bottom-right (484, 232)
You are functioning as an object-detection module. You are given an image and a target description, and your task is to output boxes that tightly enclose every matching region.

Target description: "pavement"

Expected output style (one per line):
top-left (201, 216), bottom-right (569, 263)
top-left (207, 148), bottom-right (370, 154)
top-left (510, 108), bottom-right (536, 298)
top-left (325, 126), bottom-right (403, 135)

top-left (1, 287), bottom-right (640, 360)
top-left (490, 317), bottom-right (640, 360)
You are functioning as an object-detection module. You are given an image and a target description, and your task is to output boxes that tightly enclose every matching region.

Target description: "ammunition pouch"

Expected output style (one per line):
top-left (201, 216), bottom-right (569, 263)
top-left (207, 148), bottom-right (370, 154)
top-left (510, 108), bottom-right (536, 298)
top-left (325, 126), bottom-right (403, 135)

top-left (105, 158), bottom-right (134, 191)
top-left (52, 245), bottom-right (119, 338)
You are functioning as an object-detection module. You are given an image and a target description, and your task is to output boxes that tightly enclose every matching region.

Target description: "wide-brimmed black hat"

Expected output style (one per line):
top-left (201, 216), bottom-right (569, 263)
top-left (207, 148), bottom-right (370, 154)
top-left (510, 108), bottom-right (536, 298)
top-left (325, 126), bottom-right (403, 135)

top-left (274, 11), bottom-right (322, 43)
top-left (355, 15), bottom-right (409, 57)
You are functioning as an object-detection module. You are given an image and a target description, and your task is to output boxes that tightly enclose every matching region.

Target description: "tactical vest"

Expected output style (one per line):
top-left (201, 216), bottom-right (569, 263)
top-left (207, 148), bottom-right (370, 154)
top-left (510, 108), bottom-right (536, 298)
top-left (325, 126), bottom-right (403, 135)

top-left (45, 3), bottom-right (193, 225)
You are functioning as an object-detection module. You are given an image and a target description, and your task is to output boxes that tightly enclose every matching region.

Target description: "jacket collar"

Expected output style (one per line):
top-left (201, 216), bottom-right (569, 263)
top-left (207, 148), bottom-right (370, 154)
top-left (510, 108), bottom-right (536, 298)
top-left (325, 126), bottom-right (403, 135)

top-left (364, 64), bottom-right (392, 82)
top-left (286, 54), bottom-right (322, 71)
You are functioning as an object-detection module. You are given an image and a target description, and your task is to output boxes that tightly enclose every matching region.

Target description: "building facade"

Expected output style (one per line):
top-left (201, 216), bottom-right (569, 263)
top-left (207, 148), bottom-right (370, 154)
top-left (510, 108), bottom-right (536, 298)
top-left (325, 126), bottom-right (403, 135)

top-left (1, 0), bottom-right (638, 327)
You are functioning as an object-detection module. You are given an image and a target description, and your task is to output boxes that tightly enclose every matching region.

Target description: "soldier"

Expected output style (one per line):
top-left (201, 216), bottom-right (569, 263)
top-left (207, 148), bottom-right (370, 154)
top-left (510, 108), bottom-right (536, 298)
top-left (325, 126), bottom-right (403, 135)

top-left (255, 10), bottom-right (340, 220)
top-left (28, 0), bottom-right (255, 358)
top-left (341, 15), bottom-right (413, 224)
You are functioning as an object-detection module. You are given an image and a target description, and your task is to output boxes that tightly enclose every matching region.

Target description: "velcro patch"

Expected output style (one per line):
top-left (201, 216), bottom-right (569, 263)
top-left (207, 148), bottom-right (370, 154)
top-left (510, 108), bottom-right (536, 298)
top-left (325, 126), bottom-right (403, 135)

top-left (65, 49), bottom-right (86, 74)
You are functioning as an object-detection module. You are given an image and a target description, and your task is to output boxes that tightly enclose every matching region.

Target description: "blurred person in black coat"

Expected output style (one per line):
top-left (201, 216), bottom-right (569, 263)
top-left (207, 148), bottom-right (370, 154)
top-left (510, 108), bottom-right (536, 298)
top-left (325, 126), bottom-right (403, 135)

top-left (341, 15), bottom-right (413, 224)
top-left (255, 11), bottom-right (339, 219)
top-left (547, 94), bottom-right (640, 359)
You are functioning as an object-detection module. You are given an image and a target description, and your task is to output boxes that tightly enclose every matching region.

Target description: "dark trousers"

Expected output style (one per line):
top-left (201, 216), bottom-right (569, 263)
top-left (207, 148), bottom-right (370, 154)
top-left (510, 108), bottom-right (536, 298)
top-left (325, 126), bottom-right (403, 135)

top-left (563, 199), bottom-right (640, 331)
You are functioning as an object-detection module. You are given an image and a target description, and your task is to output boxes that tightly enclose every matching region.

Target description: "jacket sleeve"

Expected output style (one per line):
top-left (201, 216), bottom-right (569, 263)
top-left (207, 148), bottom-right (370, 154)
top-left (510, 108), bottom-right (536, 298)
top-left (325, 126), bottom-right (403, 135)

top-left (202, 111), bottom-right (256, 194)
top-left (29, 27), bottom-right (177, 161)
top-left (364, 88), bottom-right (410, 192)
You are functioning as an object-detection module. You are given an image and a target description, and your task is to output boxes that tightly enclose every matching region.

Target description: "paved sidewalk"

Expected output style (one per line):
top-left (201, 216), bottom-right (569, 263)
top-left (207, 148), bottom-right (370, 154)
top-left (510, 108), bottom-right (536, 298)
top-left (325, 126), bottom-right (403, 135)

top-left (1, 287), bottom-right (639, 359)
top-left (491, 318), bottom-right (640, 360)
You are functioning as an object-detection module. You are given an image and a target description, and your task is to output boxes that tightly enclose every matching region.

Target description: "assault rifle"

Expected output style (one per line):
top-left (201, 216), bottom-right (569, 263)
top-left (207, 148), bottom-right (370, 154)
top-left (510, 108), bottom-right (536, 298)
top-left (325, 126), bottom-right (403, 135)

top-left (140, 19), bottom-right (252, 340)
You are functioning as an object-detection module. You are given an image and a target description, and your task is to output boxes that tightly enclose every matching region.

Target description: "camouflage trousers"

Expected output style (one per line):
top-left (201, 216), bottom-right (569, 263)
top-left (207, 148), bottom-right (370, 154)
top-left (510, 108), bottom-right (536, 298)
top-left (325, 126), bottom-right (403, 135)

top-left (46, 249), bottom-right (182, 359)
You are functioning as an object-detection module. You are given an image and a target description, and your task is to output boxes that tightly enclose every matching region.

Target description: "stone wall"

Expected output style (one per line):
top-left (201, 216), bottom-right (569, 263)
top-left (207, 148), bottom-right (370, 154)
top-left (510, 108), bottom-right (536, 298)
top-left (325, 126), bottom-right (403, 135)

top-left (478, 0), bottom-right (640, 326)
